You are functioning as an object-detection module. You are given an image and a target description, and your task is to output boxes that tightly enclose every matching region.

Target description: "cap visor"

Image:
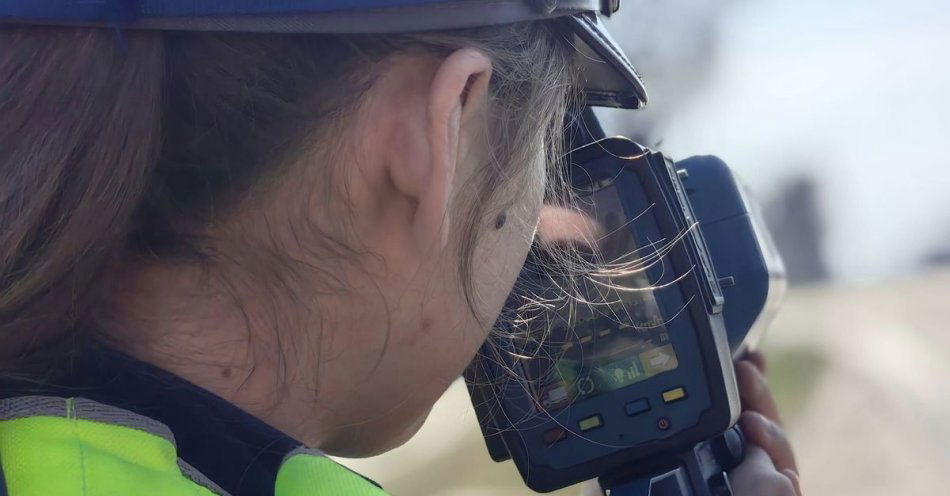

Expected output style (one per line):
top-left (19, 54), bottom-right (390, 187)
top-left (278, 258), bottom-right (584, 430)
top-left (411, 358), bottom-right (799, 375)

top-left (565, 12), bottom-right (648, 109)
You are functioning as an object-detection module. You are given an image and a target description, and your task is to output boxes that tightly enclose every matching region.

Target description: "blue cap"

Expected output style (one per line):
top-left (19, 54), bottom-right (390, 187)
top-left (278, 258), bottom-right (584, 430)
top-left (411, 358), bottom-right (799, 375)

top-left (0, 0), bottom-right (647, 109)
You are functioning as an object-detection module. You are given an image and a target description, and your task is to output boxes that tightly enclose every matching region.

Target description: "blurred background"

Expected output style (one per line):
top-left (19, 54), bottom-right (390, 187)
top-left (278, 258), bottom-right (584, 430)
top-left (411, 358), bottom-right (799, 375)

top-left (338, 0), bottom-right (950, 494)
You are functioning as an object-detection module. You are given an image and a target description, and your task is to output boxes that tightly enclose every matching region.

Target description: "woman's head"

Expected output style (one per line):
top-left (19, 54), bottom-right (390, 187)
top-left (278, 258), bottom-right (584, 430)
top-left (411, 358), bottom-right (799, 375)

top-left (0, 23), bottom-right (574, 455)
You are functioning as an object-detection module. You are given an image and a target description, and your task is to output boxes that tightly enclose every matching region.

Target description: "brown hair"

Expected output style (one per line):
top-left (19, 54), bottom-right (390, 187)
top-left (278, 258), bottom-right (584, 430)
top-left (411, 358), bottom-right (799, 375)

top-left (0, 23), bottom-right (574, 374)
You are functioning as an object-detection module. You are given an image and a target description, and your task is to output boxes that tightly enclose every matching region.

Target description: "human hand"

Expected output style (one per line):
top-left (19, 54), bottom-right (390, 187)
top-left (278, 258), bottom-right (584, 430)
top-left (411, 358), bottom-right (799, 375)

top-left (729, 350), bottom-right (802, 495)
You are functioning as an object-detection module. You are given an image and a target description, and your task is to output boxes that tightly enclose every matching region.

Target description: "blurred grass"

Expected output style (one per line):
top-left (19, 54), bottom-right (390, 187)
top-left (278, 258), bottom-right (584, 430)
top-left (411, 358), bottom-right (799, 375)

top-left (763, 346), bottom-right (828, 422)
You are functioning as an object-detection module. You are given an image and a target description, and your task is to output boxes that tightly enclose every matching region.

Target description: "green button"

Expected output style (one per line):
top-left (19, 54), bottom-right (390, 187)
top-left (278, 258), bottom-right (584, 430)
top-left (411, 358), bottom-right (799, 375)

top-left (578, 415), bottom-right (603, 432)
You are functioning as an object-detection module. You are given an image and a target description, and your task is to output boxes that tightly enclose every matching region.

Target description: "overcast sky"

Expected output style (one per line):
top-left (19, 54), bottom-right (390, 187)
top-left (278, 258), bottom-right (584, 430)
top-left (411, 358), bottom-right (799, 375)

top-left (604, 0), bottom-right (950, 281)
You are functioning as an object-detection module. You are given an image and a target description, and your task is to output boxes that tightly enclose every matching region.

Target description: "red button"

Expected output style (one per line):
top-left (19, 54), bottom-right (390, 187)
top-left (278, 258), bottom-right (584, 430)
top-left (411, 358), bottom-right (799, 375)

top-left (543, 427), bottom-right (567, 445)
top-left (657, 417), bottom-right (672, 431)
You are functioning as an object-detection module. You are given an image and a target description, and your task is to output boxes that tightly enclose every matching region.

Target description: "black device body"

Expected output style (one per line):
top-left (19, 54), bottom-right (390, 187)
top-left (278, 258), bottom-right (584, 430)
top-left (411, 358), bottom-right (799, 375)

top-left (464, 132), bottom-right (785, 493)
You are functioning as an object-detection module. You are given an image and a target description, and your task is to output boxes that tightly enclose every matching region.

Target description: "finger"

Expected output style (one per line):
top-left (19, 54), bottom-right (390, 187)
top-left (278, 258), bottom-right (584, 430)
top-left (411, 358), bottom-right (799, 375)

top-left (735, 359), bottom-right (783, 425)
top-left (735, 444), bottom-right (774, 472)
top-left (537, 205), bottom-right (602, 248)
top-left (729, 446), bottom-right (796, 496)
top-left (743, 349), bottom-right (768, 374)
top-left (781, 468), bottom-right (803, 496)
top-left (741, 411), bottom-right (798, 474)
top-left (729, 445), bottom-right (775, 484)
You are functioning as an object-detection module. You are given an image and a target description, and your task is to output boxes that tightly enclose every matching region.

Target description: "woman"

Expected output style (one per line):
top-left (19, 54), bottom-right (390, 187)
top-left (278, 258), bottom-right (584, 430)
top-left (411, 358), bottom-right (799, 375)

top-left (0, 2), bottom-right (799, 494)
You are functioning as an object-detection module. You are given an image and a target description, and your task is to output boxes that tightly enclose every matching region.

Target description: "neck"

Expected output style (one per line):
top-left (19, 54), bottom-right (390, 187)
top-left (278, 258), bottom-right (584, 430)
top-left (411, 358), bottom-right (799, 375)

top-left (97, 261), bottom-right (327, 447)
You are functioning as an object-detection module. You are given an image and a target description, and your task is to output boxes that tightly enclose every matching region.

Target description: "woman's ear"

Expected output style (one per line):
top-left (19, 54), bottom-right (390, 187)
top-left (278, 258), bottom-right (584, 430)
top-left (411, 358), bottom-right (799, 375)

top-left (407, 48), bottom-right (493, 251)
top-left (350, 49), bottom-right (492, 266)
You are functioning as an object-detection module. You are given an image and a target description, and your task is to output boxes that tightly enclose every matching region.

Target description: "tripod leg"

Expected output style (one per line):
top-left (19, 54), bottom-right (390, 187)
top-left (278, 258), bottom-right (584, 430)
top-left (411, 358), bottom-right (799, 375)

top-left (599, 428), bottom-right (743, 496)
top-left (603, 476), bottom-right (653, 496)
top-left (603, 468), bottom-right (698, 496)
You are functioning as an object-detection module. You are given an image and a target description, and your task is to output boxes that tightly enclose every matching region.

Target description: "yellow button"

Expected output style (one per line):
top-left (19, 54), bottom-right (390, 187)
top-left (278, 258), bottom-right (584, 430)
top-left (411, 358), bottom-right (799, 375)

top-left (662, 387), bottom-right (687, 404)
top-left (578, 415), bottom-right (603, 432)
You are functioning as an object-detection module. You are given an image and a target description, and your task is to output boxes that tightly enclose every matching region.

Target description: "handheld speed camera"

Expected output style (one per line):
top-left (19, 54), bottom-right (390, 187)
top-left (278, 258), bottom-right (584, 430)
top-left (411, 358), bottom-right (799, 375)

top-left (465, 117), bottom-right (786, 495)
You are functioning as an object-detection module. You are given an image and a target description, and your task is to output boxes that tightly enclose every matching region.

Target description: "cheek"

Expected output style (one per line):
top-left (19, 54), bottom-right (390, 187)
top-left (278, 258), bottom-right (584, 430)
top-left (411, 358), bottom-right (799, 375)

top-left (330, 163), bottom-right (547, 455)
top-left (469, 165), bottom-right (545, 331)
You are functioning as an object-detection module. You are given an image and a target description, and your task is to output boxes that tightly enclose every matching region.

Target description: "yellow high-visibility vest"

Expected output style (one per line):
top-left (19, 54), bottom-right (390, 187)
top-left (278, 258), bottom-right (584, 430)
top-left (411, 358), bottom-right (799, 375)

top-left (0, 396), bottom-right (387, 496)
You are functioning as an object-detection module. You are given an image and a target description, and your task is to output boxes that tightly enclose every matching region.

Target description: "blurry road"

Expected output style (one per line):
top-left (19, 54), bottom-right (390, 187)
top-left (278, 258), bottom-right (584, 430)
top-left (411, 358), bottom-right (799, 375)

top-left (337, 269), bottom-right (950, 495)
top-left (767, 270), bottom-right (950, 496)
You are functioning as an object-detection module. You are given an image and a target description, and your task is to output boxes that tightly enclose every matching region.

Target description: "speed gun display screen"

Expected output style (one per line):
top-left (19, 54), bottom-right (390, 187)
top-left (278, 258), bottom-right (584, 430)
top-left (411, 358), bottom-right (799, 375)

top-left (526, 177), bottom-right (681, 412)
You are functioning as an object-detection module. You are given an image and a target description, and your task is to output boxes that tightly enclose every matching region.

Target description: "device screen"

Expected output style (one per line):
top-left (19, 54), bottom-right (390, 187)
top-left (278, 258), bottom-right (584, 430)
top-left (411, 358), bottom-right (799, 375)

top-left (526, 178), bottom-right (680, 412)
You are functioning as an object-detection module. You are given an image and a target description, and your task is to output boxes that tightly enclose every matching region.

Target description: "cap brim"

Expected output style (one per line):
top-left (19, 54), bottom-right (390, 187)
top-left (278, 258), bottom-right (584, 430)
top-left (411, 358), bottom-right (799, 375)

top-left (565, 12), bottom-right (648, 109)
top-left (1, 1), bottom-right (646, 109)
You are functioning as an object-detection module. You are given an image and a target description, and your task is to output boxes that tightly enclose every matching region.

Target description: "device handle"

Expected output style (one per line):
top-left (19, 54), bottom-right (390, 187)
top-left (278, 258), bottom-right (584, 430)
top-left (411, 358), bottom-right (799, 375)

top-left (601, 426), bottom-right (745, 496)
